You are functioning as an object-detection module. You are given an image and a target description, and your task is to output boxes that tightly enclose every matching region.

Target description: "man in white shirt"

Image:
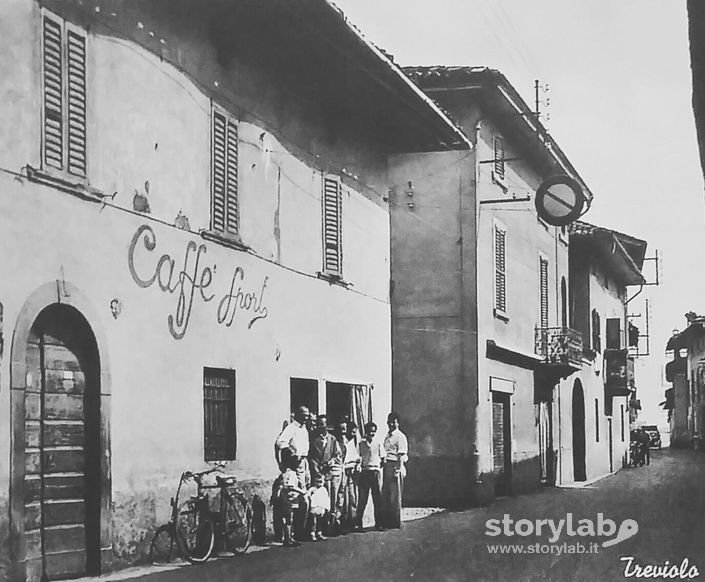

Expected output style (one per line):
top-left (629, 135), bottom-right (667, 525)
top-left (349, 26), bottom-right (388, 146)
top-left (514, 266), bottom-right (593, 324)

top-left (357, 421), bottom-right (385, 530)
top-left (381, 412), bottom-right (408, 529)
top-left (275, 406), bottom-right (310, 485)
top-left (274, 406), bottom-right (311, 541)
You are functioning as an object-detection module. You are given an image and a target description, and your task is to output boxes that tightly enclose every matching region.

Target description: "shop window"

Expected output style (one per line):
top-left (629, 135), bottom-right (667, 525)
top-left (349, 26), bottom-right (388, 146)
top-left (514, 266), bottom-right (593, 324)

top-left (41, 11), bottom-right (87, 177)
top-left (203, 367), bottom-right (236, 461)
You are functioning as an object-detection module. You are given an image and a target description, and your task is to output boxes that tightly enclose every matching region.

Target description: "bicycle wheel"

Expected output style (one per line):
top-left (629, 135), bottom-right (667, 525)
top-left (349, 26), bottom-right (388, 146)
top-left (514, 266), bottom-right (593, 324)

top-left (223, 494), bottom-right (252, 554)
top-left (176, 499), bottom-right (215, 563)
top-left (150, 524), bottom-right (179, 564)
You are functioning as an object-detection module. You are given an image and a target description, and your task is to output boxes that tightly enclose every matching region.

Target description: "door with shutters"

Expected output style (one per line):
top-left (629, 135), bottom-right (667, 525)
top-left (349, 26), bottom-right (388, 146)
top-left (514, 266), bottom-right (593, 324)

top-left (24, 305), bottom-right (101, 581)
top-left (491, 392), bottom-right (512, 496)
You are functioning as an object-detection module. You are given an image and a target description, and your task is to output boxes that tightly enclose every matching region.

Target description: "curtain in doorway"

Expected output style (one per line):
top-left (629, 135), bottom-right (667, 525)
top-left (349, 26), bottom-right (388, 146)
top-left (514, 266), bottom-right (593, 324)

top-left (350, 384), bottom-right (373, 438)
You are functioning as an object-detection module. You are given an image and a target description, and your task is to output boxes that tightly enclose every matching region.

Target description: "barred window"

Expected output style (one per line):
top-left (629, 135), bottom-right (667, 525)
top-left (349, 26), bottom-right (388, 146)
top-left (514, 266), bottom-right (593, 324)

top-left (322, 175), bottom-right (343, 276)
top-left (494, 222), bottom-right (507, 316)
top-left (41, 11), bottom-right (87, 177)
top-left (211, 108), bottom-right (239, 236)
top-left (203, 367), bottom-right (236, 461)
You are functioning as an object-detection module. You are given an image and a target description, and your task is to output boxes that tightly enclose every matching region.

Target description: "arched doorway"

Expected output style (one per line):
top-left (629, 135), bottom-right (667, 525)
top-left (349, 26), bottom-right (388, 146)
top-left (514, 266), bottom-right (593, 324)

top-left (10, 282), bottom-right (111, 582)
top-left (572, 380), bottom-right (587, 481)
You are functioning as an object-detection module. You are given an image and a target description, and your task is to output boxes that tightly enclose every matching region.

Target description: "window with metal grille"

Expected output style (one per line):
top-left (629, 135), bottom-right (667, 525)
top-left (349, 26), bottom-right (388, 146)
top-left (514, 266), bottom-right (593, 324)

top-left (41, 12), bottom-right (87, 177)
top-left (539, 255), bottom-right (549, 329)
top-left (322, 175), bottom-right (343, 276)
top-left (203, 367), bottom-right (236, 461)
top-left (494, 222), bottom-right (507, 315)
top-left (493, 135), bottom-right (505, 180)
top-left (211, 108), bottom-right (239, 236)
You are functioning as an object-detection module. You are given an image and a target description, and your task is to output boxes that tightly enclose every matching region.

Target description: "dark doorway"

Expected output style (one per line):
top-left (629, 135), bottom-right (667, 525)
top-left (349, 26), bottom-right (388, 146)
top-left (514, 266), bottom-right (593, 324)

top-left (290, 378), bottom-right (318, 416)
top-left (572, 380), bottom-right (587, 482)
top-left (24, 304), bottom-right (101, 580)
top-left (326, 382), bottom-right (352, 428)
top-left (492, 392), bottom-right (512, 496)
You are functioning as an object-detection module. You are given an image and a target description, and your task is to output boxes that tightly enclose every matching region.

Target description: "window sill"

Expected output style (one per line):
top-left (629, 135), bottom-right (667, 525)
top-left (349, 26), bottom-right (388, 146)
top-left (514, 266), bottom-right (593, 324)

top-left (491, 172), bottom-right (509, 193)
top-left (317, 271), bottom-right (350, 288)
top-left (493, 309), bottom-right (509, 322)
top-left (26, 166), bottom-right (106, 202)
top-left (200, 229), bottom-right (250, 252)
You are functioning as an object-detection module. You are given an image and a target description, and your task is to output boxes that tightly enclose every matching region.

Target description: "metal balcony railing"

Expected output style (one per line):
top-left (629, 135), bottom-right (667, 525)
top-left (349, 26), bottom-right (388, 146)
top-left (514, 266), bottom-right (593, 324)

top-left (534, 327), bottom-right (583, 369)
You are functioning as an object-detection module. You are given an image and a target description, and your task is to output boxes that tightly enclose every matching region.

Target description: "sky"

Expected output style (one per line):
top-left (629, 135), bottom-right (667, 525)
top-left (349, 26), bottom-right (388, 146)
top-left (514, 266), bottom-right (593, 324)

top-left (332, 0), bottom-right (705, 426)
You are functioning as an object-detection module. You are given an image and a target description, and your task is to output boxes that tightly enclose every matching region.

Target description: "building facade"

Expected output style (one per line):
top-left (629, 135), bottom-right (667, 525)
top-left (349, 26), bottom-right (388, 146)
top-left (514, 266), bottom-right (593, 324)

top-left (392, 67), bottom-right (592, 505)
top-left (665, 315), bottom-right (705, 449)
top-left (0, 1), bottom-right (470, 580)
top-left (563, 222), bottom-right (647, 483)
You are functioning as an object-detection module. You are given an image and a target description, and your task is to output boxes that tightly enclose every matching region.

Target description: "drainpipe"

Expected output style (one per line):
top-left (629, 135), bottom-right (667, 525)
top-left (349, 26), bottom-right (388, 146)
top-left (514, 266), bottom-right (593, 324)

top-left (472, 119), bottom-right (484, 496)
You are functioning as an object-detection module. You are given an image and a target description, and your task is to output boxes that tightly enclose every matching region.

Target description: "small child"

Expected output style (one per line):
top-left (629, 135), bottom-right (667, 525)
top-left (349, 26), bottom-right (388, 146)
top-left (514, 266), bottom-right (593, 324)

top-left (277, 450), bottom-right (306, 546)
top-left (306, 474), bottom-right (330, 541)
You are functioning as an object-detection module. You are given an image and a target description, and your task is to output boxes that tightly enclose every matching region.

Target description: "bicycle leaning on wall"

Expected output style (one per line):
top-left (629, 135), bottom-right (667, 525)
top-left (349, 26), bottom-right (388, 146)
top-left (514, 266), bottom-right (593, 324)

top-left (150, 466), bottom-right (253, 564)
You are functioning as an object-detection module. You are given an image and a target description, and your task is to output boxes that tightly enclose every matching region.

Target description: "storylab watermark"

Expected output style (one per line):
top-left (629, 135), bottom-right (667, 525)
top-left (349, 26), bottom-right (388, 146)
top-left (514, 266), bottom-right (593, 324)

top-left (484, 513), bottom-right (639, 553)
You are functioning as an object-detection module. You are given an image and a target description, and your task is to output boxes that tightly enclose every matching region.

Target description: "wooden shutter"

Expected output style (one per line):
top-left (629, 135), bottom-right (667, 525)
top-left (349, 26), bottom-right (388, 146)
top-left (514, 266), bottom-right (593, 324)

top-left (212, 110), bottom-right (239, 235)
top-left (42, 16), bottom-right (64, 170)
top-left (494, 225), bottom-right (507, 313)
top-left (539, 256), bottom-right (549, 329)
top-left (323, 175), bottom-right (342, 275)
top-left (212, 111), bottom-right (227, 232)
top-left (225, 118), bottom-right (239, 234)
top-left (606, 318), bottom-right (621, 350)
top-left (494, 136), bottom-right (505, 180)
top-left (66, 30), bottom-right (86, 177)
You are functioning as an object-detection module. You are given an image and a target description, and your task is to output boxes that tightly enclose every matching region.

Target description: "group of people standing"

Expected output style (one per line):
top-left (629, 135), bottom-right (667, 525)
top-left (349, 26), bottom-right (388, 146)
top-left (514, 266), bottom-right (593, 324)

top-left (272, 406), bottom-right (408, 546)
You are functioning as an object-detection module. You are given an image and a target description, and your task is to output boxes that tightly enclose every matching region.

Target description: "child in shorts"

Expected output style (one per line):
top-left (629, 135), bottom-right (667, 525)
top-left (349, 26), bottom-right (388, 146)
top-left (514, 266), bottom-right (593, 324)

top-left (307, 473), bottom-right (330, 541)
top-left (276, 450), bottom-right (307, 546)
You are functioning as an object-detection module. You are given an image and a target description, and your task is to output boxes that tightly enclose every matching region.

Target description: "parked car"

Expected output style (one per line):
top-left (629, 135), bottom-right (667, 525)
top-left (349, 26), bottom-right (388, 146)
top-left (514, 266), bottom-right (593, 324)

top-left (642, 425), bottom-right (662, 449)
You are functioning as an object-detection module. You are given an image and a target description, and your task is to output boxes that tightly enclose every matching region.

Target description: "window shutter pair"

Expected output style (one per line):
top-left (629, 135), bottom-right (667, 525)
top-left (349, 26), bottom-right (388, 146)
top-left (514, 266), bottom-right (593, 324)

top-left (539, 256), bottom-right (549, 329)
top-left (212, 110), bottom-right (239, 235)
top-left (323, 175), bottom-right (343, 275)
top-left (42, 14), bottom-right (86, 177)
top-left (494, 225), bottom-right (507, 313)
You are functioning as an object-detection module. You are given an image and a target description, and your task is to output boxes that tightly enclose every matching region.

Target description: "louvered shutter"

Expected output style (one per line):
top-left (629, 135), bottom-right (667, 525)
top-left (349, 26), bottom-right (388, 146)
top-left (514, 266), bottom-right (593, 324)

top-left (225, 118), bottom-right (239, 234)
top-left (494, 136), bottom-right (505, 180)
top-left (212, 111), bottom-right (227, 232)
top-left (539, 257), bottom-right (549, 329)
top-left (494, 226), bottom-right (506, 313)
top-left (42, 16), bottom-right (63, 170)
top-left (66, 30), bottom-right (86, 177)
top-left (323, 176), bottom-right (342, 275)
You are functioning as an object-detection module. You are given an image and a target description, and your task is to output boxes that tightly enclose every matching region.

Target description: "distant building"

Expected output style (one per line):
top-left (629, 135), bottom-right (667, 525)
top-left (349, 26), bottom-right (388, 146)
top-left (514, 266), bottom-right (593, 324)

top-left (0, 1), bottom-right (470, 579)
top-left (564, 222), bottom-right (647, 481)
top-left (665, 315), bottom-right (705, 449)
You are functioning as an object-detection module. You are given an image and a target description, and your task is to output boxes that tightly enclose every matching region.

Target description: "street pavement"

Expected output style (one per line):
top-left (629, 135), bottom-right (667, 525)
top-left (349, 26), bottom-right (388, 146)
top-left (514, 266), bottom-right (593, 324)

top-left (93, 448), bottom-right (705, 582)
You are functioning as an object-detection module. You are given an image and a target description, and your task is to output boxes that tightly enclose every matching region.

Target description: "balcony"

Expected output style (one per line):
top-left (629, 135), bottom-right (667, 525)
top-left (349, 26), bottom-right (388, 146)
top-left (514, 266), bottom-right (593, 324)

top-left (534, 327), bottom-right (583, 373)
